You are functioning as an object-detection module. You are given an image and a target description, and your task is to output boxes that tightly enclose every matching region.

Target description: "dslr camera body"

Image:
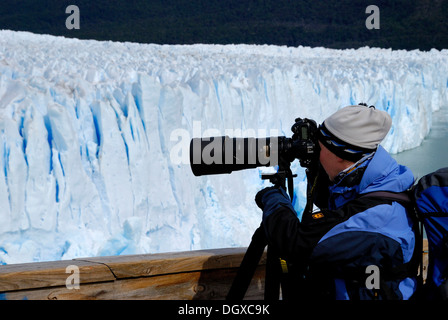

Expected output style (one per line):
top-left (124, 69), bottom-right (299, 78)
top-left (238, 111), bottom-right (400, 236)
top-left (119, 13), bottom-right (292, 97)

top-left (189, 118), bottom-right (320, 177)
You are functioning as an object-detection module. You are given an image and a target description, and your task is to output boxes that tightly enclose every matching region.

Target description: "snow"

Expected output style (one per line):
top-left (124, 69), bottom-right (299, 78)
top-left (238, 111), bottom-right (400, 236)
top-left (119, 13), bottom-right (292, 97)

top-left (0, 30), bottom-right (447, 264)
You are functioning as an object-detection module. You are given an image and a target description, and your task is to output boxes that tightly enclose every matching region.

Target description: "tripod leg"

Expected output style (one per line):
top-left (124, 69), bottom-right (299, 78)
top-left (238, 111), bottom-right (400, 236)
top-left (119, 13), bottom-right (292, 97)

top-left (226, 225), bottom-right (267, 300)
top-left (264, 245), bottom-right (281, 300)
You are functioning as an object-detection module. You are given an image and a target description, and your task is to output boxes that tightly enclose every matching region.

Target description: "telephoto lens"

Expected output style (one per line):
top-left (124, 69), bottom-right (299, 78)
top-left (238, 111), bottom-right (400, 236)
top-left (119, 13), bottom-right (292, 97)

top-left (189, 136), bottom-right (286, 176)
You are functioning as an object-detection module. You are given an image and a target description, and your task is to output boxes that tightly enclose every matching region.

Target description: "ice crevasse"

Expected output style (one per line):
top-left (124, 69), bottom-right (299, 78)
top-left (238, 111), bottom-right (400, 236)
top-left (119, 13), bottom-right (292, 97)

top-left (0, 30), bottom-right (447, 264)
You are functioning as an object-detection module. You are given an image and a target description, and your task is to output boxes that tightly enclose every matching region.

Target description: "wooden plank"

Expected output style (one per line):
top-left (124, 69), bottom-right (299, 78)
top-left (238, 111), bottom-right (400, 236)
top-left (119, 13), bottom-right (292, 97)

top-left (421, 239), bottom-right (429, 282)
top-left (75, 247), bottom-right (264, 279)
top-left (0, 240), bottom-right (427, 300)
top-left (2, 266), bottom-right (265, 300)
top-left (0, 259), bottom-right (115, 292)
top-left (0, 247), bottom-right (267, 299)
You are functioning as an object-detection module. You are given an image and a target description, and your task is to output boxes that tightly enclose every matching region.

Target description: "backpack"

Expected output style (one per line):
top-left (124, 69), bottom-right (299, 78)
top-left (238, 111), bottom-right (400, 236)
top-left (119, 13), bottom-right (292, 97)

top-left (363, 167), bottom-right (448, 300)
top-left (413, 167), bottom-right (448, 299)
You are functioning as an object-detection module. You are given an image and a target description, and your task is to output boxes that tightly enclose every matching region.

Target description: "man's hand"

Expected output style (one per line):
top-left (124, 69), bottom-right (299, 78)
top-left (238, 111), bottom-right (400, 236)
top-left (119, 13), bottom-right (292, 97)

top-left (255, 185), bottom-right (294, 221)
top-left (255, 186), bottom-right (281, 210)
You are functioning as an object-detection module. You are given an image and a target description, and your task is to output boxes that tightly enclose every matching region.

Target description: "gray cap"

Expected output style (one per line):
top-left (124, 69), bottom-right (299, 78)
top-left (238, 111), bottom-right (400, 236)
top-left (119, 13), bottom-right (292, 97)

top-left (318, 104), bottom-right (392, 161)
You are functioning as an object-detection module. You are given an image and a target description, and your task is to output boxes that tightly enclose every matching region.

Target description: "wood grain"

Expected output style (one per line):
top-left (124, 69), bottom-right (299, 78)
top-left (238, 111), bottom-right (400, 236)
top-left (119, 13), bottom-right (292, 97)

top-left (0, 247), bottom-right (266, 300)
top-left (0, 240), bottom-right (427, 300)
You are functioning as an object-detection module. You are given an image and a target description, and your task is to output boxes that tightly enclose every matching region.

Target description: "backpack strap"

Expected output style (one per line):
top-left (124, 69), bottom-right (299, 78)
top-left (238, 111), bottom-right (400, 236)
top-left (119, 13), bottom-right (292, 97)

top-left (359, 190), bottom-right (424, 298)
top-left (358, 190), bottom-right (413, 206)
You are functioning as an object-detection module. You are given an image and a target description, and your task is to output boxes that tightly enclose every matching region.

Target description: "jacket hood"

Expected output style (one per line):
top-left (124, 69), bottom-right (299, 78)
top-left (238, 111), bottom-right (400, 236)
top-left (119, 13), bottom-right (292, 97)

top-left (358, 145), bottom-right (414, 194)
top-left (328, 145), bottom-right (414, 209)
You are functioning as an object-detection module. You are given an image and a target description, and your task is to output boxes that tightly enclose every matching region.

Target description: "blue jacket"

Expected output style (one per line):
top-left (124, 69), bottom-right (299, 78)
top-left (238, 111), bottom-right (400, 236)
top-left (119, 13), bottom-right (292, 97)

top-left (260, 146), bottom-right (417, 300)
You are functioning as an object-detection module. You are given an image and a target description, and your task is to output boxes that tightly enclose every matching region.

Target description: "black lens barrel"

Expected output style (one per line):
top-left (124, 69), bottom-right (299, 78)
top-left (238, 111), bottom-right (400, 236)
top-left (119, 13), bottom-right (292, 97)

top-left (189, 136), bottom-right (288, 176)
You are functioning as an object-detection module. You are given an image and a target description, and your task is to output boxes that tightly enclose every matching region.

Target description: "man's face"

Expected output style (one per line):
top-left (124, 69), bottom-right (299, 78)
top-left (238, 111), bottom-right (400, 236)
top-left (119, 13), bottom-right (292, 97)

top-left (318, 141), bottom-right (343, 182)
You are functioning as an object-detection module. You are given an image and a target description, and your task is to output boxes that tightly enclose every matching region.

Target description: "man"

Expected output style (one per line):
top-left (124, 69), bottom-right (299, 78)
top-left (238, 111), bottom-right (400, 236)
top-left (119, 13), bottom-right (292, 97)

top-left (256, 104), bottom-right (417, 300)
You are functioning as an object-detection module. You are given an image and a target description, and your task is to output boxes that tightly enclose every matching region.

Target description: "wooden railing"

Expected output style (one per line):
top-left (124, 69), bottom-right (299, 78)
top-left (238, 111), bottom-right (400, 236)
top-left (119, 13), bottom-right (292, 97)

top-left (0, 240), bottom-right (428, 300)
top-left (0, 247), bottom-right (266, 300)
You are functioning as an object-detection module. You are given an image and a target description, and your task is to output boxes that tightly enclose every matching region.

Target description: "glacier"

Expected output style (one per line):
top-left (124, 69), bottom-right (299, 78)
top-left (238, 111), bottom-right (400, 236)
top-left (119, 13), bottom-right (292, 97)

top-left (0, 30), bottom-right (447, 264)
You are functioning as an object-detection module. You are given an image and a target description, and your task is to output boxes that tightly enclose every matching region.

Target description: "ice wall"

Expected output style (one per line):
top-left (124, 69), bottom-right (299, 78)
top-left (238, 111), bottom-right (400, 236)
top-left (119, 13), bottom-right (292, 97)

top-left (0, 30), bottom-right (447, 264)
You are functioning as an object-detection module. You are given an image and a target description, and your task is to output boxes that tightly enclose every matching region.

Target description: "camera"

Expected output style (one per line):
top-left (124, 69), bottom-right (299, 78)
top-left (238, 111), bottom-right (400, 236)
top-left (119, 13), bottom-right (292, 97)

top-left (189, 118), bottom-right (320, 176)
top-left (190, 118), bottom-right (320, 301)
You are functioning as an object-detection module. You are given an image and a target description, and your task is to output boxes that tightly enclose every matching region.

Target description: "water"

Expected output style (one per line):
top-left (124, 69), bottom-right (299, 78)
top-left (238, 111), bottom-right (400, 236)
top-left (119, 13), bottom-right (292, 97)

top-left (392, 106), bottom-right (448, 179)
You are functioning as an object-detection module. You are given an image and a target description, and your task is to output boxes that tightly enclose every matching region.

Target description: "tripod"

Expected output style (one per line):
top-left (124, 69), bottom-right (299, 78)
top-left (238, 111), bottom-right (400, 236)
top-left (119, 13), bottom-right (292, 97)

top-left (226, 160), bottom-right (297, 300)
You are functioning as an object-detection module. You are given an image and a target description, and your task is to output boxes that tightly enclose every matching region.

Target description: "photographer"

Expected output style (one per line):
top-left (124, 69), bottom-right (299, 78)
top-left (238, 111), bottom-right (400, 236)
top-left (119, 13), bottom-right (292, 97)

top-left (256, 104), bottom-right (418, 300)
